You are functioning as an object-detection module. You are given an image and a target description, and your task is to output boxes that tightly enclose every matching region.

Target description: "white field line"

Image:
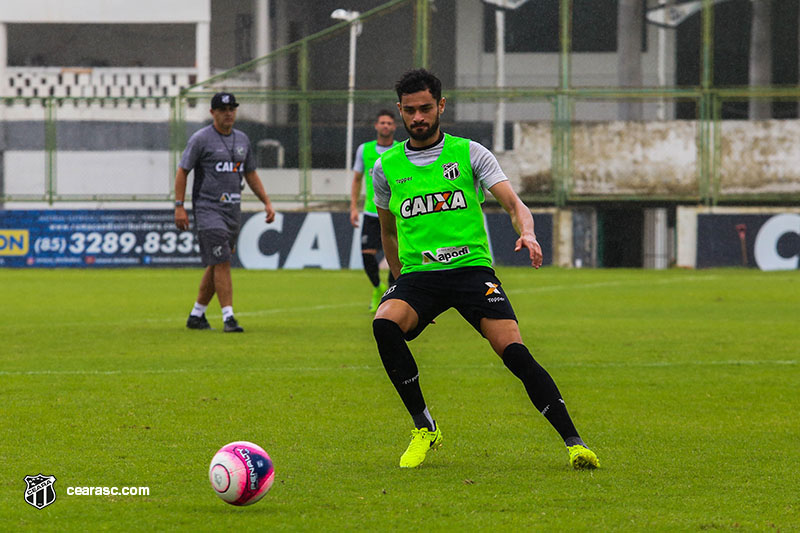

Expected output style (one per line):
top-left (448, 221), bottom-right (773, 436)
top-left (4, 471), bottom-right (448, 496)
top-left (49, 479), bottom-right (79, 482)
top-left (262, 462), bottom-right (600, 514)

top-left (0, 302), bottom-right (363, 329)
top-left (504, 274), bottom-right (720, 295)
top-left (0, 359), bottom-right (795, 377)
top-left (0, 274), bottom-right (722, 329)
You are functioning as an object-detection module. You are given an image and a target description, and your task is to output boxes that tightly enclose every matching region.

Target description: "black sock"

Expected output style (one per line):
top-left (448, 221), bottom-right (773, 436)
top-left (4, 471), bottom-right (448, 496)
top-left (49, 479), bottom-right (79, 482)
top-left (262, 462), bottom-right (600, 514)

top-left (411, 408), bottom-right (435, 431)
top-left (373, 318), bottom-right (427, 418)
top-left (363, 253), bottom-right (380, 287)
top-left (502, 343), bottom-right (580, 442)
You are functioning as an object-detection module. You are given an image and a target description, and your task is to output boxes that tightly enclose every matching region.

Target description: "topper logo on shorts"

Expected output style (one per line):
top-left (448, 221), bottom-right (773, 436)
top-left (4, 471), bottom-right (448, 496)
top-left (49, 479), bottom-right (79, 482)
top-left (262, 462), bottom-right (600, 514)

top-left (422, 245), bottom-right (470, 264)
top-left (485, 282), bottom-right (505, 302)
top-left (400, 190), bottom-right (467, 219)
top-left (215, 161), bottom-right (243, 173)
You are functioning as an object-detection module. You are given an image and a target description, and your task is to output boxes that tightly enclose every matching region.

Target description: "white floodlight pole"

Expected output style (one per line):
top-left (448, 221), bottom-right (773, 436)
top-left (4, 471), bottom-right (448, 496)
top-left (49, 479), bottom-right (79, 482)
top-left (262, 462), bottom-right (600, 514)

top-left (494, 8), bottom-right (506, 153)
top-left (0, 23), bottom-right (6, 97)
top-left (483, 0), bottom-right (532, 153)
top-left (196, 21), bottom-right (210, 85)
top-left (656, 0), bottom-right (673, 120)
top-left (331, 9), bottom-right (361, 172)
top-left (256, 0), bottom-right (271, 123)
top-left (346, 19), bottom-right (358, 171)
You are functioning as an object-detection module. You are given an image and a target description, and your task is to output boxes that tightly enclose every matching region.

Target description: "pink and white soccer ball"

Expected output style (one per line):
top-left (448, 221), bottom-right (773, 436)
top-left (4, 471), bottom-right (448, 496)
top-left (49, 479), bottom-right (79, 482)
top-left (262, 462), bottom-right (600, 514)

top-left (209, 441), bottom-right (274, 506)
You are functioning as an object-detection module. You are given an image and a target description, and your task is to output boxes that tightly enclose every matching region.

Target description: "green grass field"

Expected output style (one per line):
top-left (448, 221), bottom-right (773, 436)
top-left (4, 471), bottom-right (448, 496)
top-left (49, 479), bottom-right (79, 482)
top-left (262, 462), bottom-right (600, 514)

top-left (1, 267), bottom-right (798, 531)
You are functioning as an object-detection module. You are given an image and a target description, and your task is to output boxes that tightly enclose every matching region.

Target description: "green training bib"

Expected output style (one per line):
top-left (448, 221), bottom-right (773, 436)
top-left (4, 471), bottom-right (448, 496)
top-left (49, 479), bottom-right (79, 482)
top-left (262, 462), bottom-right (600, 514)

top-left (381, 134), bottom-right (491, 273)
top-left (361, 140), bottom-right (398, 215)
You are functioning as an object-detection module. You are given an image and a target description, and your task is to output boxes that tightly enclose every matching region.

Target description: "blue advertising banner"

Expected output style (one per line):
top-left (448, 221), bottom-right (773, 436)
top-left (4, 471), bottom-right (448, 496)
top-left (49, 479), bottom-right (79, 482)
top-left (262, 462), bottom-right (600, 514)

top-left (0, 210), bottom-right (202, 267)
top-left (0, 209), bottom-right (553, 269)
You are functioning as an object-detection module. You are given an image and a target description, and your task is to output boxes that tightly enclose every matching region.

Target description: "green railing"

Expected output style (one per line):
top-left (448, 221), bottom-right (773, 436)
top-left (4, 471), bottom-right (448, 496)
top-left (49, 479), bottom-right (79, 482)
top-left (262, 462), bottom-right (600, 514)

top-left (3, 0), bottom-right (800, 206)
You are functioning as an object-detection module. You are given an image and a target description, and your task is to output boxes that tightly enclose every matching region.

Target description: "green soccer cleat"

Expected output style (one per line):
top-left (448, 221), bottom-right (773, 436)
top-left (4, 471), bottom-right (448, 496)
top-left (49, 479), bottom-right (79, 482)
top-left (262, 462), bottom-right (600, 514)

top-left (399, 426), bottom-right (442, 468)
top-left (370, 282), bottom-right (388, 313)
top-left (568, 445), bottom-right (599, 470)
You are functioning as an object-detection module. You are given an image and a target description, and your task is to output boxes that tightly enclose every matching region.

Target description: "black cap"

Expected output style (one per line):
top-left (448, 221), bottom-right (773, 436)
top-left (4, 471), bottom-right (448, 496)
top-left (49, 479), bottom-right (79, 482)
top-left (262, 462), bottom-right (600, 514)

top-left (211, 92), bottom-right (239, 109)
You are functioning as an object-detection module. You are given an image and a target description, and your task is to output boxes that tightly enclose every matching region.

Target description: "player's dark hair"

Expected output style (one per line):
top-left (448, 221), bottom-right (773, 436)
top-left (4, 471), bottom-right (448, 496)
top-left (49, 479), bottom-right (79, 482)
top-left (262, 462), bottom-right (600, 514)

top-left (395, 69), bottom-right (442, 102)
top-left (376, 109), bottom-right (395, 121)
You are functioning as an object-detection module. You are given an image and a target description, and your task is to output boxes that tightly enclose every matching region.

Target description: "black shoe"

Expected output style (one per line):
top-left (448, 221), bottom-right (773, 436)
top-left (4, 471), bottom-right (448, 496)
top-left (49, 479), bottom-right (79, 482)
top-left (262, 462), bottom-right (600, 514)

top-left (186, 314), bottom-right (212, 330)
top-left (223, 316), bottom-right (244, 333)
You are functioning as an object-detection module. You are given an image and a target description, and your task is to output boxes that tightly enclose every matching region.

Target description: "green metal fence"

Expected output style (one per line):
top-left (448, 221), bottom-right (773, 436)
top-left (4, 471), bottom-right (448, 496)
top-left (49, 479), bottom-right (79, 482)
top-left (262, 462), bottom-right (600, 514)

top-left (3, 0), bottom-right (799, 206)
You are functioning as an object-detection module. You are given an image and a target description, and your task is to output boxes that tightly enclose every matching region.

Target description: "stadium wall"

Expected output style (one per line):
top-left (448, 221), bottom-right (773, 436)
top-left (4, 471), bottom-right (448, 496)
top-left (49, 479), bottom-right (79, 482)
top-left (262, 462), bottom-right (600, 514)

top-left (7, 118), bottom-right (800, 201)
top-left (498, 120), bottom-right (800, 198)
top-left (0, 120), bottom-right (501, 201)
top-left (3, 207), bottom-right (798, 271)
top-left (0, 209), bottom-right (554, 270)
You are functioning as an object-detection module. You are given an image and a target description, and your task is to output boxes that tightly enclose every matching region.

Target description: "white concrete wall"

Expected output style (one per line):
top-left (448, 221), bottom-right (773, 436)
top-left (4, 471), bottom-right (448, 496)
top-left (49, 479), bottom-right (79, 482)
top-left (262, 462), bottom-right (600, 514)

top-left (500, 120), bottom-right (800, 197)
top-left (3, 151), bottom-right (351, 199)
top-left (4, 151), bottom-right (171, 197)
top-left (3, 0), bottom-right (210, 23)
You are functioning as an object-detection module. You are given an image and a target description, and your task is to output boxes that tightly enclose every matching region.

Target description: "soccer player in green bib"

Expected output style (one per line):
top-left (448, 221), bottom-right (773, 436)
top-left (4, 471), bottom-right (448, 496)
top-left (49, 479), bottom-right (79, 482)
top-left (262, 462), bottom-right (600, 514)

top-left (349, 110), bottom-right (400, 311)
top-left (372, 69), bottom-right (599, 470)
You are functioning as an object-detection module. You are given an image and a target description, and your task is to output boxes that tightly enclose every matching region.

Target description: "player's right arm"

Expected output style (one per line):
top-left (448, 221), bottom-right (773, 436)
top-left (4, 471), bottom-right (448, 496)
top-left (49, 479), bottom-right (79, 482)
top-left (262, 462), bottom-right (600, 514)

top-left (377, 207), bottom-right (402, 280)
top-left (349, 170), bottom-right (364, 227)
top-left (174, 167), bottom-right (190, 231)
top-left (372, 158), bottom-right (401, 278)
top-left (349, 143), bottom-right (367, 227)
top-left (175, 133), bottom-right (202, 231)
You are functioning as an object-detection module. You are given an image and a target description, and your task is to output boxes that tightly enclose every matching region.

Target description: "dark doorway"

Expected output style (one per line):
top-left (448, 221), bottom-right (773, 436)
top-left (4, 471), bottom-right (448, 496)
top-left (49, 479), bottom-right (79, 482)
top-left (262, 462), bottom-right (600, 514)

top-left (598, 208), bottom-right (643, 267)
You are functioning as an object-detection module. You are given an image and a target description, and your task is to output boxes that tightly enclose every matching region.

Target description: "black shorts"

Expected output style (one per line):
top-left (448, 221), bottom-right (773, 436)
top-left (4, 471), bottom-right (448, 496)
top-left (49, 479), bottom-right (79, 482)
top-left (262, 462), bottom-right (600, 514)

top-left (360, 215), bottom-right (382, 252)
top-left (381, 266), bottom-right (517, 341)
top-left (198, 228), bottom-right (237, 266)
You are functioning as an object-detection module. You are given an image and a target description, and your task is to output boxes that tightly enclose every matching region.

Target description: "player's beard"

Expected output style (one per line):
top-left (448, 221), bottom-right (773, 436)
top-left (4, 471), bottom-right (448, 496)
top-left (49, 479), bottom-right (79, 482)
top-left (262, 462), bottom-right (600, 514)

top-left (404, 113), bottom-right (440, 143)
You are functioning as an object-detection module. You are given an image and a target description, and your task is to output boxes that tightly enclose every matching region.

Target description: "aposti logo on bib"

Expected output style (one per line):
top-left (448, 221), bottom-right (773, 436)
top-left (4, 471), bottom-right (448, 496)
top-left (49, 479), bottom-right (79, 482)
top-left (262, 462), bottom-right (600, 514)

top-left (422, 245), bottom-right (470, 264)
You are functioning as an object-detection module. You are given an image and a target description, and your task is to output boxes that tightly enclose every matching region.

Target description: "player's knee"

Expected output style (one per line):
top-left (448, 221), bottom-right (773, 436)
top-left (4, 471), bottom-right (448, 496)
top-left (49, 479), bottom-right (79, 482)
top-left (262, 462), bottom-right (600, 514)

top-left (373, 318), bottom-right (404, 344)
top-left (373, 318), bottom-right (419, 386)
top-left (501, 342), bottom-right (542, 379)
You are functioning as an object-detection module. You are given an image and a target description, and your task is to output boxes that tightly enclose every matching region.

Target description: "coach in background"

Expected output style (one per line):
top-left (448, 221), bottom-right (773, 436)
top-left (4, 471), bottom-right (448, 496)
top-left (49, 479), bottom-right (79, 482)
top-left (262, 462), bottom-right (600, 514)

top-left (174, 92), bottom-right (275, 332)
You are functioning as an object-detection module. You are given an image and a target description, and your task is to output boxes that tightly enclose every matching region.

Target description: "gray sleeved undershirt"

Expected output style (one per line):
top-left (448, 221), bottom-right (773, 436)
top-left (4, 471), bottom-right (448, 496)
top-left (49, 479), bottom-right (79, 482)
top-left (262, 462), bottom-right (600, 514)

top-left (352, 143), bottom-right (366, 173)
top-left (372, 136), bottom-right (508, 210)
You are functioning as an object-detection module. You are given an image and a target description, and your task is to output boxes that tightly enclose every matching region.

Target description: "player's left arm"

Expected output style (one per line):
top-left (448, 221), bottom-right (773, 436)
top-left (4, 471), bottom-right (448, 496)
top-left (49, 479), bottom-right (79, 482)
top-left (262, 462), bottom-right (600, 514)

top-left (488, 180), bottom-right (542, 269)
top-left (243, 170), bottom-right (276, 224)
